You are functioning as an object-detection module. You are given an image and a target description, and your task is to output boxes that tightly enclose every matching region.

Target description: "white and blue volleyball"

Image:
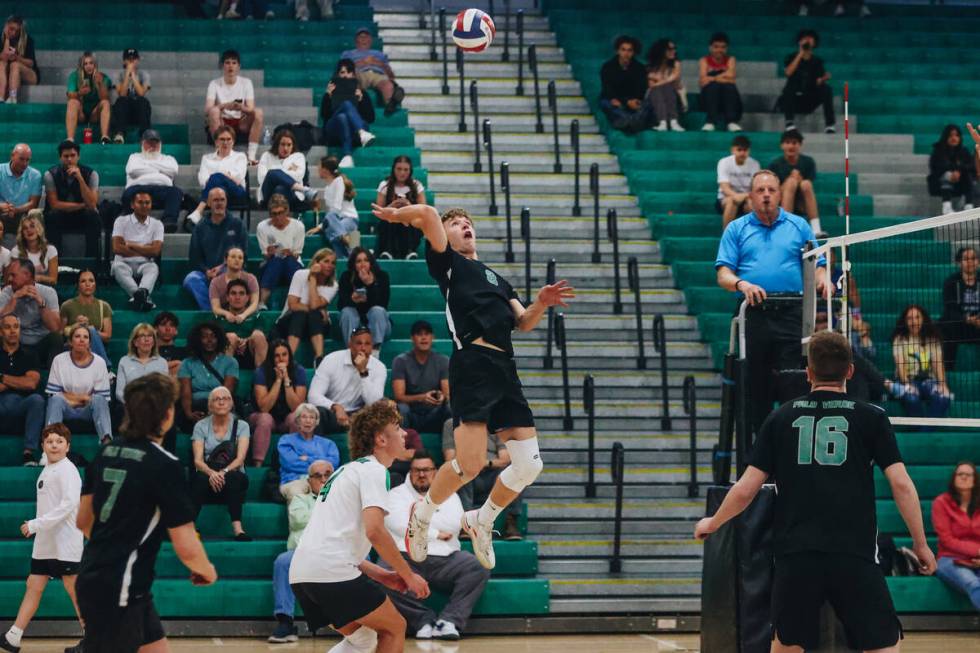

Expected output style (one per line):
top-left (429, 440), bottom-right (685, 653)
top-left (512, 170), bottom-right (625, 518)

top-left (452, 9), bottom-right (496, 53)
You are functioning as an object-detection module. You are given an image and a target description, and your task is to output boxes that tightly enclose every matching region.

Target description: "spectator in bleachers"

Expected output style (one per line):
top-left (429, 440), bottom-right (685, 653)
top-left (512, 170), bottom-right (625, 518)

top-left (45, 324), bottom-right (112, 444)
top-left (190, 385), bottom-right (252, 541)
top-left (121, 130), bottom-right (183, 232)
top-left (59, 270), bottom-right (112, 367)
top-left (0, 144), bottom-right (42, 238)
top-left (65, 52), bottom-right (113, 144)
top-left (256, 195), bottom-right (305, 310)
top-left (0, 314), bottom-right (45, 466)
top-left (110, 190), bottom-right (163, 312)
top-left (257, 130), bottom-right (314, 211)
top-left (941, 246), bottom-right (980, 371)
top-left (888, 304), bottom-right (952, 419)
top-left (779, 29), bottom-right (835, 134)
top-left (381, 450), bottom-right (490, 641)
top-left (252, 343), bottom-right (310, 470)
top-left (798, 0), bottom-right (870, 18)
top-left (0, 15), bottom-right (39, 104)
top-left (388, 426), bottom-right (422, 489)
top-left (598, 35), bottom-right (645, 131)
top-left (342, 28), bottom-right (405, 117)
top-left (294, 0), bottom-right (334, 20)
top-left (218, 0), bottom-right (274, 20)
top-left (928, 124), bottom-right (977, 216)
top-left (339, 246), bottom-right (390, 349)
top-left (209, 245), bottom-right (259, 324)
top-left (12, 210), bottom-right (57, 286)
top-left (931, 461), bottom-right (980, 611)
top-left (308, 156), bottom-right (359, 258)
top-left (320, 58), bottom-right (376, 169)
top-left (154, 311), bottom-right (186, 378)
top-left (178, 321), bottom-right (239, 431)
top-left (393, 320), bottom-right (450, 434)
top-left (276, 248), bottom-right (338, 363)
top-left (218, 279), bottom-right (268, 370)
top-left (275, 404), bottom-right (339, 499)
top-left (0, 259), bottom-right (61, 364)
top-left (43, 141), bottom-right (103, 259)
top-left (183, 187), bottom-right (248, 310)
top-left (115, 322), bottom-right (167, 406)
top-left (110, 48), bottom-right (151, 144)
top-left (186, 125), bottom-right (249, 228)
top-left (698, 32), bottom-right (742, 133)
top-left (769, 129), bottom-right (824, 237)
top-left (308, 325), bottom-right (386, 433)
top-left (375, 156), bottom-right (426, 259)
top-left (716, 135), bottom-right (759, 227)
top-left (205, 49), bottom-right (264, 164)
top-left (645, 38), bottom-right (686, 132)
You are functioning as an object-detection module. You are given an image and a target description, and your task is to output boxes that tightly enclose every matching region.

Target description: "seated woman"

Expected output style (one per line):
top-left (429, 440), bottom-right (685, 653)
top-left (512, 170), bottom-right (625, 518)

top-left (308, 156), bottom-right (359, 258)
top-left (0, 15), bottom-right (39, 104)
top-left (250, 340), bottom-right (308, 468)
top-left (13, 210), bottom-right (57, 286)
top-left (931, 461), bottom-right (980, 611)
top-left (177, 321), bottom-right (239, 432)
top-left (319, 58), bottom-right (375, 169)
top-left (190, 386), bottom-right (252, 541)
top-left (276, 403), bottom-right (341, 501)
top-left (45, 325), bottom-right (111, 444)
top-left (338, 246), bottom-right (390, 349)
top-left (941, 246), bottom-right (980, 370)
top-left (889, 304), bottom-right (952, 418)
top-left (927, 124), bottom-right (976, 215)
top-left (186, 125), bottom-right (249, 227)
top-left (115, 321), bottom-right (168, 423)
top-left (65, 51), bottom-right (112, 144)
top-left (256, 129), bottom-right (314, 211)
top-left (374, 156), bottom-right (426, 259)
top-left (645, 38), bottom-right (686, 132)
top-left (59, 270), bottom-right (112, 367)
top-left (276, 248), bottom-right (338, 364)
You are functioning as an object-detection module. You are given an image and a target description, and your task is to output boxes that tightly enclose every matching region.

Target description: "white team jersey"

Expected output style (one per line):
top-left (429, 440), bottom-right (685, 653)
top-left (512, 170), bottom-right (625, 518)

top-left (289, 455), bottom-right (390, 583)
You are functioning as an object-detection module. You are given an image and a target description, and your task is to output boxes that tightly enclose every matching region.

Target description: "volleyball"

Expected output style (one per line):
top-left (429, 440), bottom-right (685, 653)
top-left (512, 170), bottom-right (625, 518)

top-left (452, 8), bottom-right (496, 53)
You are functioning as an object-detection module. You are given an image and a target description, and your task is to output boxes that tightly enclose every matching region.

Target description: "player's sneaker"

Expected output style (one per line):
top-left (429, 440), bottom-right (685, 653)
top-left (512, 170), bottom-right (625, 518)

top-left (461, 510), bottom-right (496, 570)
top-left (268, 620), bottom-right (299, 643)
top-left (63, 640), bottom-right (84, 653)
top-left (406, 499), bottom-right (430, 562)
top-left (415, 622), bottom-right (435, 639)
top-left (0, 634), bottom-right (18, 652)
top-left (433, 620), bottom-right (460, 641)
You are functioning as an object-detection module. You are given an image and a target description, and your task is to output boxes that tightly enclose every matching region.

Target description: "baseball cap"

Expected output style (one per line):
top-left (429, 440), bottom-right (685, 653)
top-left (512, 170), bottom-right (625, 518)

top-left (123, 48), bottom-right (140, 59)
top-left (355, 26), bottom-right (372, 36)
top-left (350, 325), bottom-right (372, 339)
top-left (410, 320), bottom-right (433, 336)
top-left (141, 129), bottom-right (161, 142)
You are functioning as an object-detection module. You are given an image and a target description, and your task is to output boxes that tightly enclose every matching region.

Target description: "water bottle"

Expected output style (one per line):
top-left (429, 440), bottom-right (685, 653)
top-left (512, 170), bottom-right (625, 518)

top-left (261, 127), bottom-right (272, 145)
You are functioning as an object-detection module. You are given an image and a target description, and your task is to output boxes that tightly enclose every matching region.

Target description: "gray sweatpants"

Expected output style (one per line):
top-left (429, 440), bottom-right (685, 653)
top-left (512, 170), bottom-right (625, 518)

top-left (111, 259), bottom-right (159, 297)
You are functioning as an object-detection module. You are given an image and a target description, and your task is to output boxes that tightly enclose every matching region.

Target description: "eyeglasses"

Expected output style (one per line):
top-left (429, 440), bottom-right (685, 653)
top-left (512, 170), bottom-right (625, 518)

top-left (309, 472), bottom-right (330, 480)
top-left (411, 467), bottom-right (437, 474)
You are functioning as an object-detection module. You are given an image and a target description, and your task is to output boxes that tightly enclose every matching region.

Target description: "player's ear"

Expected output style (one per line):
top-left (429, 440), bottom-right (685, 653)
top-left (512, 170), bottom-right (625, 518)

top-left (845, 363), bottom-right (854, 381)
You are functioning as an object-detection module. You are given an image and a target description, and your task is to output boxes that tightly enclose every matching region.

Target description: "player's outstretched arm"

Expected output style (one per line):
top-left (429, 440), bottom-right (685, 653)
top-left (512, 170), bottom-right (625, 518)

top-left (512, 279), bottom-right (576, 332)
top-left (169, 522), bottom-right (218, 585)
top-left (884, 462), bottom-right (938, 575)
top-left (694, 466), bottom-right (768, 540)
top-left (371, 203), bottom-right (447, 253)
top-left (363, 507), bottom-right (430, 598)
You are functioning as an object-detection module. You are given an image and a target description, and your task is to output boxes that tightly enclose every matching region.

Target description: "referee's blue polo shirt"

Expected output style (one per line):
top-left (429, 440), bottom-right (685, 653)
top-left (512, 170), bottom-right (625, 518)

top-left (714, 208), bottom-right (826, 293)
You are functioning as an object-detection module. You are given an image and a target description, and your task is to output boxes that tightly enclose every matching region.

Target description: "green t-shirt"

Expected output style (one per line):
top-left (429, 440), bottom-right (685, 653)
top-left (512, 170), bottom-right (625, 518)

top-left (60, 297), bottom-right (113, 337)
top-left (768, 154), bottom-right (817, 184)
top-left (66, 69), bottom-right (112, 112)
top-left (217, 313), bottom-right (262, 339)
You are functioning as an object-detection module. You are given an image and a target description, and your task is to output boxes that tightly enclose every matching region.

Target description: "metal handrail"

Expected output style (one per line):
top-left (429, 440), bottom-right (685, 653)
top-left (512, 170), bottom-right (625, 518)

top-left (607, 208), bottom-right (622, 314)
top-left (583, 374), bottom-right (596, 498)
top-left (470, 81), bottom-right (481, 171)
top-left (502, 0), bottom-right (511, 62)
top-left (484, 120), bottom-right (497, 215)
top-left (515, 10), bottom-right (525, 95)
top-left (609, 442), bottom-right (625, 574)
top-left (628, 256), bottom-right (646, 370)
top-left (683, 375), bottom-right (698, 498)
top-left (426, 1), bottom-right (436, 59)
top-left (521, 207), bottom-right (531, 302)
top-left (555, 312), bottom-right (573, 430)
top-left (502, 162), bottom-right (514, 262)
top-left (544, 258), bottom-right (556, 369)
top-left (529, 44), bottom-right (544, 133)
top-left (548, 80), bottom-right (561, 173)
top-left (652, 314), bottom-right (671, 431)
top-left (590, 163), bottom-right (600, 263)
top-left (440, 7), bottom-right (449, 95)
top-left (571, 119), bottom-right (581, 216)
top-left (456, 47), bottom-right (466, 132)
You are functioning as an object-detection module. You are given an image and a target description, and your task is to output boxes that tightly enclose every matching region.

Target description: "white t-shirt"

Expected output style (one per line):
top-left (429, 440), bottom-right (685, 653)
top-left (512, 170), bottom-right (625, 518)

top-left (281, 268), bottom-right (339, 318)
top-left (257, 217), bottom-right (305, 263)
top-left (15, 245), bottom-right (58, 276)
top-left (289, 455), bottom-right (391, 583)
top-left (376, 179), bottom-right (424, 200)
top-left (125, 151), bottom-right (179, 188)
top-left (206, 76), bottom-right (255, 120)
top-left (28, 457), bottom-right (84, 562)
top-left (257, 152), bottom-right (306, 202)
top-left (198, 150), bottom-right (248, 188)
top-left (716, 154), bottom-right (760, 200)
top-left (45, 351), bottom-right (112, 399)
top-left (385, 480), bottom-right (462, 558)
top-left (323, 176), bottom-right (357, 218)
top-left (0, 245), bottom-right (10, 277)
top-left (112, 213), bottom-right (164, 265)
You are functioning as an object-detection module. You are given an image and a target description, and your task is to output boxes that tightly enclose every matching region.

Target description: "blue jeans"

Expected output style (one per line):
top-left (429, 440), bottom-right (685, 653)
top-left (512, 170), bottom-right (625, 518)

top-left (86, 326), bottom-right (111, 368)
top-left (320, 212), bottom-right (358, 258)
top-left (182, 270), bottom-right (212, 310)
top-left (0, 392), bottom-right (46, 451)
top-left (46, 393), bottom-right (112, 440)
top-left (260, 170), bottom-right (305, 210)
top-left (121, 185), bottom-right (184, 226)
top-left (202, 173), bottom-right (246, 202)
top-left (890, 378), bottom-right (952, 418)
top-left (340, 305), bottom-right (390, 345)
top-left (935, 556), bottom-right (980, 611)
top-left (260, 256), bottom-right (303, 290)
top-left (273, 549), bottom-right (296, 617)
top-left (599, 98), bottom-right (639, 129)
top-left (323, 101), bottom-right (368, 156)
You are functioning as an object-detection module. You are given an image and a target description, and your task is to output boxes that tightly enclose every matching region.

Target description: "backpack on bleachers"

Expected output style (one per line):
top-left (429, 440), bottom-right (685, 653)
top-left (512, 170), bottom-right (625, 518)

top-left (273, 121), bottom-right (320, 153)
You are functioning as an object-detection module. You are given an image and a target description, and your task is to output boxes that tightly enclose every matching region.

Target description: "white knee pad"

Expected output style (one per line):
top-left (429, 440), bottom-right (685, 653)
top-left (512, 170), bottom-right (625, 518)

top-left (499, 437), bottom-right (543, 492)
top-left (328, 627), bottom-right (378, 653)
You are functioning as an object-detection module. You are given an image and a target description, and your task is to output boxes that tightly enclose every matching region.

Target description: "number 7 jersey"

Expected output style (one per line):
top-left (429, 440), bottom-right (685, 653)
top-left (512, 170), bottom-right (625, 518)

top-left (747, 390), bottom-right (903, 561)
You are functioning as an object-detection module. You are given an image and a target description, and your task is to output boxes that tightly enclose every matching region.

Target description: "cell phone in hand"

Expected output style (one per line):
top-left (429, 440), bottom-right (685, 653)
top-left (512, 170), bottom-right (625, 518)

top-left (354, 287), bottom-right (367, 298)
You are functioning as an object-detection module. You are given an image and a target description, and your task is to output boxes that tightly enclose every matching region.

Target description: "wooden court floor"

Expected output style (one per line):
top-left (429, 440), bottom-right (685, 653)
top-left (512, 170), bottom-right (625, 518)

top-left (17, 633), bottom-right (980, 652)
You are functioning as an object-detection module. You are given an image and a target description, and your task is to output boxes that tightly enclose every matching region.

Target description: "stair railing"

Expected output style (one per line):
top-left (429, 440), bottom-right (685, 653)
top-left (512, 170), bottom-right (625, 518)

top-left (502, 0), bottom-right (511, 62)
top-left (548, 80), bottom-right (561, 173)
top-left (426, 0), bottom-right (436, 59)
top-left (470, 81), bottom-right (481, 171)
top-left (544, 258), bottom-right (556, 370)
top-left (583, 374), bottom-right (596, 498)
top-left (607, 208), bottom-right (622, 314)
top-left (555, 312), bottom-right (573, 430)
top-left (440, 7), bottom-right (449, 95)
top-left (683, 375), bottom-right (698, 498)
top-left (456, 47), bottom-right (466, 132)
top-left (589, 162), bottom-right (600, 263)
top-left (529, 44), bottom-right (544, 133)
top-left (652, 314), bottom-right (672, 431)
top-left (521, 207), bottom-right (531, 302)
top-left (502, 161), bottom-right (514, 262)
top-left (515, 10), bottom-right (525, 95)
top-left (571, 119), bottom-right (581, 216)
top-left (484, 119), bottom-right (497, 215)
top-left (628, 256), bottom-right (646, 370)
top-left (610, 442), bottom-right (625, 574)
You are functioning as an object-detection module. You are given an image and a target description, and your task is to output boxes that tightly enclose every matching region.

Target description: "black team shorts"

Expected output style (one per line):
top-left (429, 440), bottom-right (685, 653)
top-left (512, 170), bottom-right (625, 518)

top-left (448, 346), bottom-right (534, 432)
top-left (291, 575), bottom-right (388, 632)
top-left (77, 591), bottom-right (165, 653)
top-left (771, 552), bottom-right (903, 651)
top-left (30, 558), bottom-right (79, 578)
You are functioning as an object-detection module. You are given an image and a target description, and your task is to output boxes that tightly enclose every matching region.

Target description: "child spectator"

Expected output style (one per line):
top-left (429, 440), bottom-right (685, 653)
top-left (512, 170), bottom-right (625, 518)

top-left (338, 247), bottom-right (390, 350)
top-left (65, 52), bottom-right (113, 144)
top-left (45, 325), bottom-right (112, 444)
top-left (308, 156), bottom-right (358, 258)
top-left (0, 144), bottom-right (42, 233)
top-left (341, 28), bottom-right (404, 117)
top-left (598, 35), bottom-right (645, 131)
top-left (205, 49), bottom-right (264, 163)
top-left (257, 129), bottom-right (314, 210)
top-left (121, 130), bottom-right (183, 231)
top-left (928, 124), bottom-right (976, 215)
top-left (941, 246), bottom-right (980, 371)
top-left (698, 32), bottom-right (742, 132)
top-left (645, 39), bottom-right (685, 132)
top-left (320, 58), bottom-right (376, 169)
top-left (779, 29), bottom-right (835, 133)
top-left (716, 135), bottom-right (759, 227)
top-left (178, 321), bottom-right (239, 432)
top-left (276, 248), bottom-right (338, 364)
top-left (276, 404), bottom-right (340, 498)
top-left (251, 342), bottom-right (310, 468)
top-left (110, 48), bottom-right (151, 143)
top-left (0, 15), bottom-right (39, 104)
top-left (889, 305), bottom-right (952, 419)
top-left (12, 210), bottom-right (57, 286)
top-left (43, 140), bottom-right (102, 260)
top-left (186, 125), bottom-right (248, 228)
top-left (257, 196), bottom-right (306, 310)
top-left (769, 129), bottom-right (824, 236)
top-left (375, 156), bottom-right (426, 259)
top-left (931, 462), bottom-right (980, 611)
top-left (219, 278), bottom-right (268, 370)
top-left (110, 191), bottom-right (164, 311)
top-left (59, 270), bottom-right (112, 367)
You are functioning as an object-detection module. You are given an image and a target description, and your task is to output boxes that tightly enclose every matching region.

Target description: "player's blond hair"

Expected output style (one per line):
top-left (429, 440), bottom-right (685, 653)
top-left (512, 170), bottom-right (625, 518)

top-left (348, 400), bottom-right (402, 459)
top-left (440, 207), bottom-right (473, 225)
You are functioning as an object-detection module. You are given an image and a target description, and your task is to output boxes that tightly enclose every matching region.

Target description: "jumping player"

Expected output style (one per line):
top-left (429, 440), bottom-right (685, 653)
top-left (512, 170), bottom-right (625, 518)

top-left (695, 331), bottom-right (937, 653)
top-left (75, 373), bottom-right (217, 653)
top-left (372, 203), bottom-right (574, 569)
top-left (289, 400), bottom-right (430, 653)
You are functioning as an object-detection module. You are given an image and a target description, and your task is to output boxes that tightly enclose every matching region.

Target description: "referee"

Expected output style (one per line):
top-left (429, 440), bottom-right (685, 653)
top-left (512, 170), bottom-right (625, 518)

top-left (715, 169), bottom-right (829, 437)
top-left (696, 331), bottom-right (937, 652)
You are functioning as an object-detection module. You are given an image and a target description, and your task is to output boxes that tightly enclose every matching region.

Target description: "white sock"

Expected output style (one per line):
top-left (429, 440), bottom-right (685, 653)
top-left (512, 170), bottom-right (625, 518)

top-left (6, 626), bottom-right (23, 646)
top-left (809, 218), bottom-right (823, 234)
top-left (247, 142), bottom-right (258, 160)
top-left (8, 89), bottom-right (16, 100)
top-left (415, 492), bottom-right (438, 522)
top-left (477, 499), bottom-right (504, 527)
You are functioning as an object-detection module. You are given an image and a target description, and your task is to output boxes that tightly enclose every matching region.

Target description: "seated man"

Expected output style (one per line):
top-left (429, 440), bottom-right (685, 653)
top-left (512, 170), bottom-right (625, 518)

top-left (154, 310), bottom-right (186, 377)
top-left (217, 278), bottom-right (268, 369)
top-left (109, 48), bottom-right (151, 143)
top-left (121, 130), bottom-right (183, 231)
top-left (43, 140), bottom-right (102, 259)
top-left (341, 28), bottom-right (403, 117)
top-left (769, 129), bottom-right (824, 236)
top-left (598, 35), bottom-right (646, 130)
top-left (0, 314), bottom-right (45, 466)
top-left (779, 29), bottom-right (835, 134)
top-left (381, 451), bottom-right (490, 641)
top-left (392, 320), bottom-right (450, 433)
top-left (716, 135), bottom-right (759, 227)
top-left (205, 49), bottom-right (264, 163)
top-left (0, 144), bottom-right (42, 241)
top-left (256, 195), bottom-right (306, 310)
top-left (0, 259), bottom-right (60, 364)
top-left (308, 326), bottom-right (386, 433)
top-left (941, 245), bottom-right (980, 370)
top-left (110, 190), bottom-right (163, 311)
top-left (182, 187), bottom-right (247, 310)
top-left (65, 51), bottom-right (113, 144)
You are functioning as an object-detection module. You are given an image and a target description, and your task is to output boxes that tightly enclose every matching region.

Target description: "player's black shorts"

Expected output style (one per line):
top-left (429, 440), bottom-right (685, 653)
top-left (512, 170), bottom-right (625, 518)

top-left (76, 589), bottom-right (165, 653)
top-left (291, 575), bottom-right (387, 632)
top-left (449, 345), bottom-right (534, 432)
top-left (30, 558), bottom-right (79, 578)
top-left (771, 552), bottom-right (903, 651)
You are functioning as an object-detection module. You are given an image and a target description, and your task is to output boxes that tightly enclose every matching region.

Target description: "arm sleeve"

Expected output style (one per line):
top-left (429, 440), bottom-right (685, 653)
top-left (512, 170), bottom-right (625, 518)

top-left (28, 467), bottom-right (82, 534)
top-left (149, 459), bottom-right (197, 528)
top-left (81, 455), bottom-right (100, 496)
top-left (205, 80), bottom-right (218, 105)
top-left (337, 274), bottom-right (353, 310)
top-left (391, 356), bottom-right (406, 382)
top-left (425, 241), bottom-right (454, 283)
top-left (717, 158), bottom-right (731, 185)
top-left (322, 178), bottom-right (344, 213)
top-left (360, 464), bottom-right (390, 512)
top-left (361, 362), bottom-right (386, 405)
top-left (278, 438), bottom-right (303, 477)
top-left (161, 155), bottom-right (179, 179)
top-left (197, 156), bottom-right (211, 188)
top-left (115, 360), bottom-right (128, 402)
top-left (308, 366), bottom-right (334, 410)
top-left (871, 410), bottom-right (903, 470)
top-left (256, 153), bottom-right (270, 183)
top-left (323, 439), bottom-right (341, 470)
top-left (44, 357), bottom-right (63, 395)
top-left (931, 496), bottom-right (980, 558)
top-left (93, 361), bottom-right (111, 397)
top-left (256, 222), bottom-right (271, 252)
top-left (746, 413), bottom-right (776, 473)
top-left (714, 222), bottom-right (740, 271)
top-left (942, 276), bottom-right (963, 321)
top-left (288, 220), bottom-right (306, 253)
top-left (372, 272), bottom-right (390, 309)
top-left (243, 78), bottom-right (255, 102)
top-left (288, 495), bottom-right (313, 534)
top-left (357, 92), bottom-right (375, 124)
top-left (111, 216), bottom-right (126, 240)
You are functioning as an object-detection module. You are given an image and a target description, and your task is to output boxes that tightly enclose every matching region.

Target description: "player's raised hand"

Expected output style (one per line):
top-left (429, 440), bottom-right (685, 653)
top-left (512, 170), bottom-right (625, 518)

top-left (537, 279), bottom-right (575, 308)
top-left (694, 517), bottom-right (716, 540)
top-left (913, 543), bottom-right (938, 576)
top-left (404, 572), bottom-right (431, 599)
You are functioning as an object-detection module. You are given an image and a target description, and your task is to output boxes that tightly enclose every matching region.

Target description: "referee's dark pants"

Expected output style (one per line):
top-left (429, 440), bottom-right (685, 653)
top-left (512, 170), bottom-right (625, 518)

top-left (744, 301), bottom-right (804, 437)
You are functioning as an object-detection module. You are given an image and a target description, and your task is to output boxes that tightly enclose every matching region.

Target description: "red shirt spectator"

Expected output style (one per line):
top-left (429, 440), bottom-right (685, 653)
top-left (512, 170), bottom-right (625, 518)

top-left (932, 478), bottom-right (980, 562)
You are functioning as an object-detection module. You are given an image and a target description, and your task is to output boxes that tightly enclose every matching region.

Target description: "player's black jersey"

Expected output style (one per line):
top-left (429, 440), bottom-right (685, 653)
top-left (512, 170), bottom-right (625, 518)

top-left (426, 242), bottom-right (521, 355)
top-left (748, 390), bottom-right (903, 561)
top-left (79, 439), bottom-right (196, 606)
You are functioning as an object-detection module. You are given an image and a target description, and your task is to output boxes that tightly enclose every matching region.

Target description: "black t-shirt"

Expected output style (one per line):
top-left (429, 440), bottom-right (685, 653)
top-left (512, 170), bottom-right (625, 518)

top-left (426, 242), bottom-right (520, 355)
top-left (158, 343), bottom-right (187, 362)
top-left (783, 53), bottom-right (826, 93)
top-left (0, 346), bottom-right (40, 398)
top-left (79, 439), bottom-right (196, 606)
top-left (748, 390), bottom-right (902, 561)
